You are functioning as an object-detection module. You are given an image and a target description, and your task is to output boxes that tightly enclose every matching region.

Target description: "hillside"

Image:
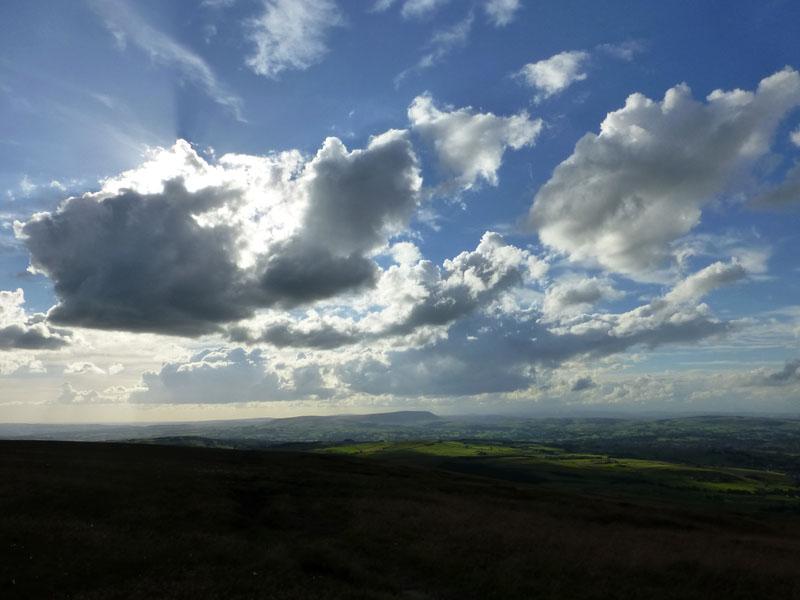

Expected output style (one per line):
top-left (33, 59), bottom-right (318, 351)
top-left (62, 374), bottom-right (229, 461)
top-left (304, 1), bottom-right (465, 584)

top-left (2, 440), bottom-right (800, 599)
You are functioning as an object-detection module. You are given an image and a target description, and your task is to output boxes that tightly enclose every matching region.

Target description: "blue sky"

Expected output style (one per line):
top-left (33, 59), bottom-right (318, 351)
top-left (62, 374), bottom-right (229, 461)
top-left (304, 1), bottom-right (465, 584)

top-left (1, 0), bottom-right (799, 422)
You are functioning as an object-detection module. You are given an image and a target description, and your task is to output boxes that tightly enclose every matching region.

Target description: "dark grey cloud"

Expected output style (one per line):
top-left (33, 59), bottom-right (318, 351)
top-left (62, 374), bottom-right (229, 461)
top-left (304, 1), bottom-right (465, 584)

top-left (0, 324), bottom-right (70, 350)
top-left (228, 317), bottom-right (360, 349)
top-left (336, 270), bottom-right (738, 398)
top-left (21, 180), bottom-right (247, 336)
top-left (256, 240), bottom-right (378, 307)
top-left (335, 319), bottom-right (535, 397)
top-left (18, 133), bottom-right (420, 336)
top-left (757, 358), bottom-right (800, 386)
top-left (570, 376), bottom-right (595, 392)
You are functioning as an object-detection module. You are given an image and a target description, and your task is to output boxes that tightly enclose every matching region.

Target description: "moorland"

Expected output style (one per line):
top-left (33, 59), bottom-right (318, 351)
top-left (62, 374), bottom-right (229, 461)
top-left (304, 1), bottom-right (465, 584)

top-left (2, 412), bottom-right (800, 599)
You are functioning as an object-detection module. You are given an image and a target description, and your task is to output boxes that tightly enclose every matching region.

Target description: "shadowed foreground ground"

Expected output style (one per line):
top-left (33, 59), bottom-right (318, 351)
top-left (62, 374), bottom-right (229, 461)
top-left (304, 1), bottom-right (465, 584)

top-left (1, 440), bottom-right (799, 599)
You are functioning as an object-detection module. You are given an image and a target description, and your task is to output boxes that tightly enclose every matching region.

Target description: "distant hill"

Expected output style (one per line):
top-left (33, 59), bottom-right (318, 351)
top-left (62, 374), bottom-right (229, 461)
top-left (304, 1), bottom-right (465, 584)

top-left (277, 410), bottom-right (441, 426)
top-left (2, 412), bottom-right (799, 453)
top-left (355, 410), bottom-right (441, 423)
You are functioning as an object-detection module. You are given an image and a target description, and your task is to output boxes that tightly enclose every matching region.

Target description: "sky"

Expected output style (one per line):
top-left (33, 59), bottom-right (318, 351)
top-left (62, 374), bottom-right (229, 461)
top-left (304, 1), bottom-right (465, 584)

top-left (1, 0), bottom-right (800, 422)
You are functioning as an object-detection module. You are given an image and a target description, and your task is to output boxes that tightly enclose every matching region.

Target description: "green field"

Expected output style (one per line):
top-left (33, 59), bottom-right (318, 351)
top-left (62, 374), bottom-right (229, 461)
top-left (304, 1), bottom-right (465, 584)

top-left (316, 440), bottom-right (800, 510)
top-left (103, 413), bottom-right (800, 512)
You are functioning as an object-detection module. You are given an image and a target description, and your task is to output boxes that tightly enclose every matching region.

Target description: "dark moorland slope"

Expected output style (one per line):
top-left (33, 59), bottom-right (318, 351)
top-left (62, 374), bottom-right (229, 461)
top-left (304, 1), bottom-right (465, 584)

top-left (2, 441), bottom-right (800, 599)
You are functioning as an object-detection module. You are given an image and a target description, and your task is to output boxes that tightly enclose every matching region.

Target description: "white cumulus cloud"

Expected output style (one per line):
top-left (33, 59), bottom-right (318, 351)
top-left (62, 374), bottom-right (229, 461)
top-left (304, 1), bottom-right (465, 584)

top-left (484, 0), bottom-right (521, 26)
top-left (0, 288), bottom-right (71, 351)
top-left (518, 50), bottom-right (590, 103)
top-left (543, 277), bottom-right (624, 317)
top-left (245, 0), bottom-right (343, 78)
top-left (409, 93), bottom-right (542, 190)
top-left (791, 125), bottom-right (800, 146)
top-left (64, 361), bottom-right (107, 376)
top-left (527, 68), bottom-right (800, 276)
top-left (129, 347), bottom-right (331, 404)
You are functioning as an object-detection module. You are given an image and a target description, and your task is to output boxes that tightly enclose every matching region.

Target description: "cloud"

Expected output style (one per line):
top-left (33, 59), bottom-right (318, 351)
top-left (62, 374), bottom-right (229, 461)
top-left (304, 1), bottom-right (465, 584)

top-left (245, 0), bottom-right (343, 78)
top-left (0, 354), bottom-right (46, 376)
top-left (64, 362), bottom-right (107, 375)
top-left (229, 232), bottom-right (547, 348)
top-left (295, 132), bottom-right (422, 256)
top-left (90, 0), bottom-right (244, 120)
top-left (408, 93), bottom-right (542, 190)
top-left (533, 368), bottom-right (800, 413)
top-left (375, 0), bottom-right (518, 26)
top-left (55, 382), bottom-right (129, 405)
top-left (791, 125), bottom-right (800, 147)
top-left (236, 258), bottom-right (742, 401)
top-left (335, 317), bottom-right (537, 397)
top-left (129, 347), bottom-right (331, 404)
top-left (371, 0), bottom-right (397, 11)
top-left (664, 260), bottom-right (747, 305)
top-left (390, 241), bottom-right (422, 266)
top-left (372, 0), bottom-right (449, 18)
top-left (483, 0), bottom-right (521, 26)
top-left (570, 375), bottom-right (595, 392)
top-left (338, 259), bottom-right (745, 398)
top-left (228, 315), bottom-right (361, 350)
top-left (20, 179), bottom-right (249, 336)
top-left (750, 358), bottom-right (800, 387)
top-left (766, 359), bottom-right (800, 384)
top-left (395, 12), bottom-right (473, 85)
top-left (18, 133), bottom-right (421, 336)
top-left (544, 266), bottom-right (742, 364)
top-left (542, 277), bottom-right (624, 316)
top-left (131, 348), bottom-right (273, 404)
top-left (517, 50), bottom-right (590, 103)
top-left (380, 232), bottom-right (545, 336)
top-left (83, 254), bottom-right (749, 406)
top-left (752, 160), bottom-right (800, 207)
top-left (526, 68), bottom-right (800, 276)
top-left (596, 41), bottom-right (644, 61)
top-left (544, 262), bottom-right (748, 359)
top-left (19, 175), bottom-right (36, 197)
top-left (0, 288), bottom-right (70, 351)
top-left (585, 374), bottom-right (676, 408)
top-left (401, 0), bottom-right (450, 18)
